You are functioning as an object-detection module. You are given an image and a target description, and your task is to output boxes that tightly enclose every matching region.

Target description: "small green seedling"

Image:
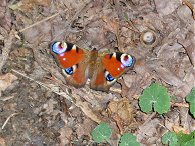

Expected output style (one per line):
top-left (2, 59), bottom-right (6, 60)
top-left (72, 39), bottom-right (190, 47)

top-left (119, 133), bottom-right (140, 146)
top-left (162, 131), bottom-right (178, 146)
top-left (92, 123), bottom-right (140, 145)
top-left (139, 83), bottom-right (171, 114)
top-left (92, 122), bottom-right (112, 143)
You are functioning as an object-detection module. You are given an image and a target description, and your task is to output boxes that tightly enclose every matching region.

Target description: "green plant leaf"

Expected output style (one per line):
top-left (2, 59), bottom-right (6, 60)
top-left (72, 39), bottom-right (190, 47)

top-left (162, 131), bottom-right (195, 146)
top-left (92, 122), bottom-right (112, 143)
top-left (183, 138), bottom-right (195, 146)
top-left (177, 131), bottom-right (195, 145)
top-left (139, 83), bottom-right (171, 114)
top-left (162, 131), bottom-right (178, 146)
top-left (119, 133), bottom-right (140, 146)
top-left (186, 87), bottom-right (195, 117)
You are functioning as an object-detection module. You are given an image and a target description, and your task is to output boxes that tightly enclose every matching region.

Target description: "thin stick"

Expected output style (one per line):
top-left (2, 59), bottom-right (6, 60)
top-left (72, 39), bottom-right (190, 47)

top-left (18, 12), bottom-right (59, 33)
top-left (1, 113), bottom-right (18, 130)
top-left (171, 102), bottom-right (189, 108)
top-left (11, 69), bottom-right (73, 103)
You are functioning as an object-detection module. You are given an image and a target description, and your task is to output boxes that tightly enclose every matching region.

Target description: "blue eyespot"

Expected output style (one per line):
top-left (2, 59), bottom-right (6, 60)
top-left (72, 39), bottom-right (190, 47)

top-left (106, 73), bottom-right (115, 81)
top-left (128, 56), bottom-right (135, 67)
top-left (122, 55), bottom-right (135, 67)
top-left (51, 42), bottom-right (66, 54)
top-left (64, 67), bottom-right (73, 75)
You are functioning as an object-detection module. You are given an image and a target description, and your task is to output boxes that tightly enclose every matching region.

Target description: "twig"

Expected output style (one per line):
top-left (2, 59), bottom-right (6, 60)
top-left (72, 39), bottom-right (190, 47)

top-left (110, 87), bottom-right (121, 94)
top-left (1, 113), bottom-right (18, 130)
top-left (11, 69), bottom-right (73, 103)
top-left (171, 102), bottom-right (189, 108)
top-left (18, 12), bottom-right (59, 33)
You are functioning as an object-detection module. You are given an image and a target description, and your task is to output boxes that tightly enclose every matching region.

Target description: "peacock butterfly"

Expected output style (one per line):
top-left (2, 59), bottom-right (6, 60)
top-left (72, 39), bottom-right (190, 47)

top-left (51, 42), bottom-right (135, 91)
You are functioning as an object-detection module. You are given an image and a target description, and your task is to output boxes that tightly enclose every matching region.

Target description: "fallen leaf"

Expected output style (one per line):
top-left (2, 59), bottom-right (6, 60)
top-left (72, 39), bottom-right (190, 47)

top-left (107, 98), bottom-right (133, 126)
top-left (0, 73), bottom-right (17, 95)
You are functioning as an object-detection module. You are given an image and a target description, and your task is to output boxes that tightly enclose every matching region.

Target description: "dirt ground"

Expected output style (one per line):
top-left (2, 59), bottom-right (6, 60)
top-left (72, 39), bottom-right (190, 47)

top-left (0, 0), bottom-right (195, 146)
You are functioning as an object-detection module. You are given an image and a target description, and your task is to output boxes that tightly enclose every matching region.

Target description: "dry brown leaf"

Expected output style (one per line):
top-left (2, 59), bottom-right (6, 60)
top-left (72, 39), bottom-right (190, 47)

top-left (107, 98), bottom-right (133, 126)
top-left (0, 73), bottom-right (17, 95)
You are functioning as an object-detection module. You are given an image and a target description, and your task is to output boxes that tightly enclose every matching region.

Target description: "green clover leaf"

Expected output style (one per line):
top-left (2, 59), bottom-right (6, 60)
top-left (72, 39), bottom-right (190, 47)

top-left (92, 122), bottom-right (112, 143)
top-left (139, 83), bottom-right (171, 114)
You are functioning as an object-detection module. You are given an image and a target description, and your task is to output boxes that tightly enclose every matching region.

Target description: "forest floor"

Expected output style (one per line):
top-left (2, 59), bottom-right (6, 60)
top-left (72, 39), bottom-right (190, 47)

top-left (0, 0), bottom-right (194, 146)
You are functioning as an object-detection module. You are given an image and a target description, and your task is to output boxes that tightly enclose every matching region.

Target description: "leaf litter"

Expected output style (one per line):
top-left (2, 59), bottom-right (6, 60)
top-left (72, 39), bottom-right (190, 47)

top-left (0, 0), bottom-right (195, 145)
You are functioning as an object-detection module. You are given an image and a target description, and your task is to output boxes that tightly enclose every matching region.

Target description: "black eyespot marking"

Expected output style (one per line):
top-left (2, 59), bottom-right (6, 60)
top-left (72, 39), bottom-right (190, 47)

top-left (76, 46), bottom-right (79, 53)
top-left (106, 73), bottom-right (115, 82)
top-left (66, 43), bottom-right (74, 52)
top-left (109, 53), bottom-right (113, 59)
top-left (115, 52), bottom-right (123, 61)
top-left (64, 67), bottom-right (74, 75)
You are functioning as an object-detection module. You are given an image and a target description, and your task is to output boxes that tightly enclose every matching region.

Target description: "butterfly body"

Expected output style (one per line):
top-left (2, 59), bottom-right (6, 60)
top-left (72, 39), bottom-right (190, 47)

top-left (51, 42), bottom-right (135, 91)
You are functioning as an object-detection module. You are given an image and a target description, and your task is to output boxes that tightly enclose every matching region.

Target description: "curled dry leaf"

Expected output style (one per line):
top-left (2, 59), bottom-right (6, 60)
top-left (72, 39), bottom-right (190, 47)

top-left (0, 73), bottom-right (17, 96)
top-left (107, 98), bottom-right (133, 126)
